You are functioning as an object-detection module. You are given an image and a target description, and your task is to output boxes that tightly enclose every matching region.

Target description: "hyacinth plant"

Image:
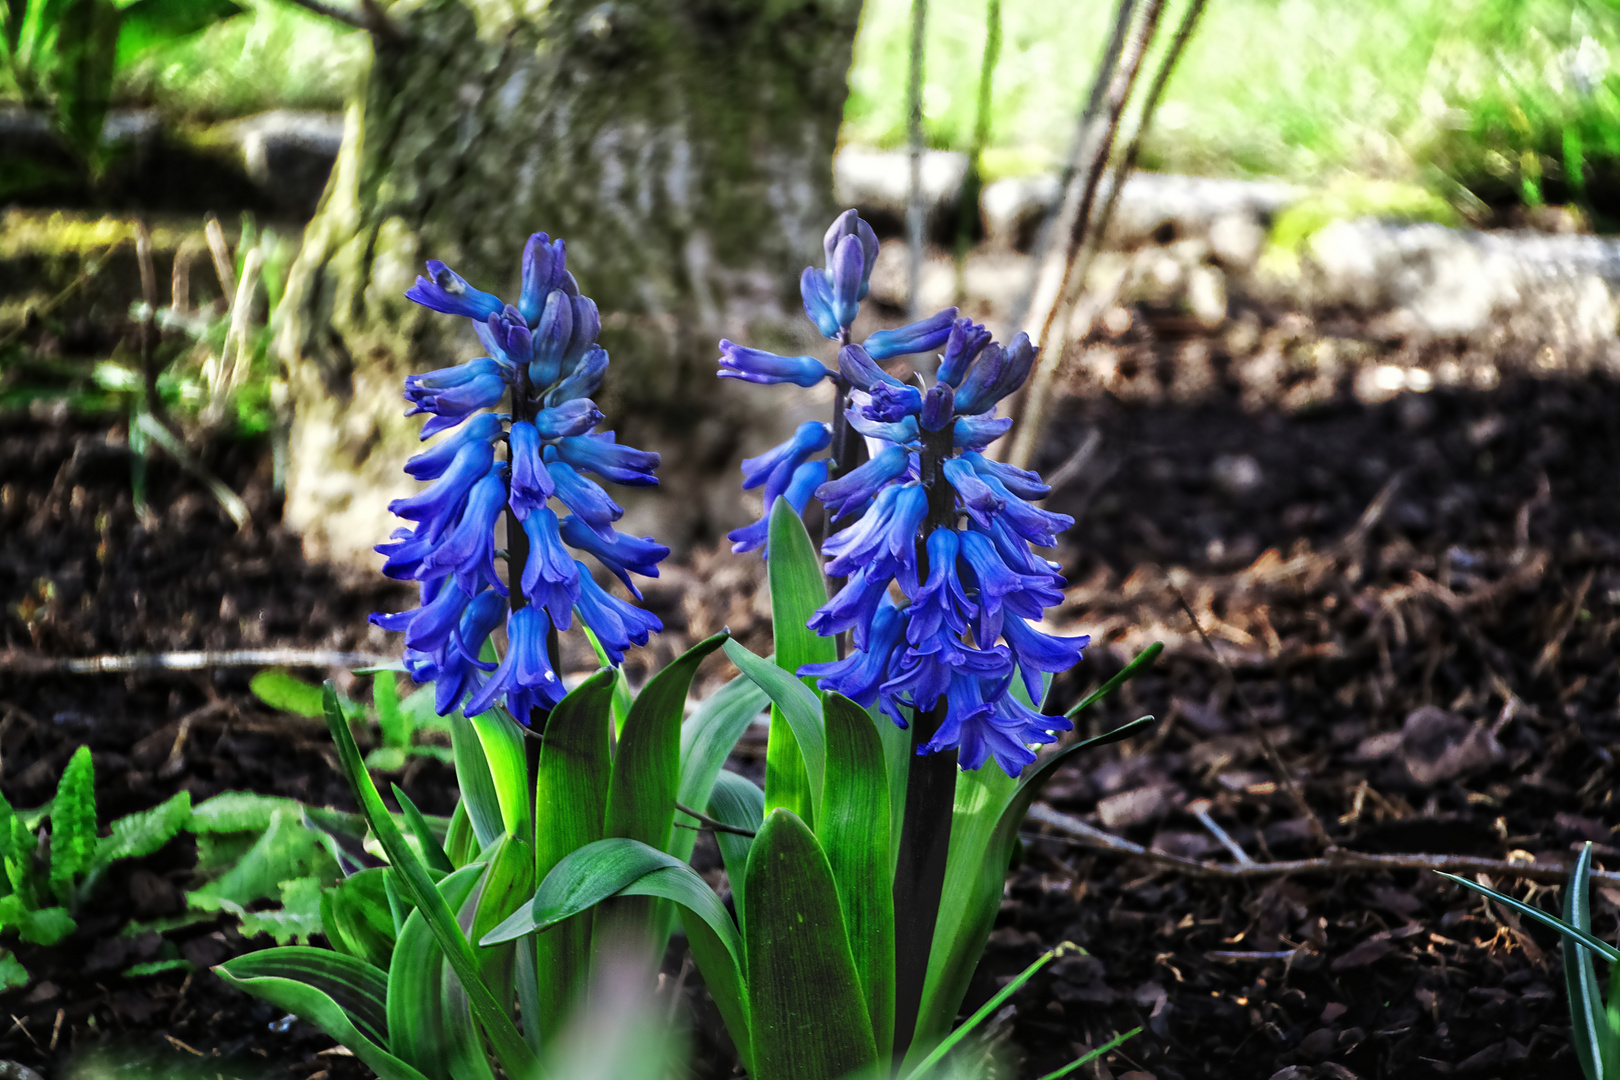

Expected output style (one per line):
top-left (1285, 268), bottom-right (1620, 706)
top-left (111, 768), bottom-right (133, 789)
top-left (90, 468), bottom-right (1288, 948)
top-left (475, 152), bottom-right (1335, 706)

top-left (497, 211), bottom-right (1157, 1079)
top-left (210, 218), bottom-right (1154, 1080)
top-left (212, 238), bottom-right (765, 1080)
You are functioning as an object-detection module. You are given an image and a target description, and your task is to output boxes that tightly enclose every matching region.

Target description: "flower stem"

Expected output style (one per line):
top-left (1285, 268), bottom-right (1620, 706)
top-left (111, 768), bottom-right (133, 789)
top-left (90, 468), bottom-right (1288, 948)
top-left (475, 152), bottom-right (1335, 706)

top-left (825, 327), bottom-right (868, 659)
top-left (891, 424), bottom-right (959, 1064)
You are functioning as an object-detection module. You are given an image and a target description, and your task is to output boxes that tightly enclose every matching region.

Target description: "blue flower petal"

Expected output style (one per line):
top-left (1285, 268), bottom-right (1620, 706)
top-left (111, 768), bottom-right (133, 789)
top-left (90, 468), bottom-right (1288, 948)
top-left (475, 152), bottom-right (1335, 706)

top-left (718, 340), bottom-right (835, 387)
top-left (405, 260), bottom-right (504, 321)
top-left (864, 308), bottom-right (960, 361)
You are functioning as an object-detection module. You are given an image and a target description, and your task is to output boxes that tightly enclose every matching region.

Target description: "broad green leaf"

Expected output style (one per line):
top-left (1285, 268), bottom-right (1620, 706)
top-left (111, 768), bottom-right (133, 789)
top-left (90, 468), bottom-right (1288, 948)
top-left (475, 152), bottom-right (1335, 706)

top-left (583, 626), bottom-right (633, 735)
top-left (452, 710), bottom-right (505, 850)
top-left (388, 864), bottom-right (484, 1080)
top-left (469, 836), bottom-right (534, 1008)
top-left (744, 809), bottom-right (877, 1080)
top-left (532, 669), bottom-right (615, 1040)
top-left (483, 838), bottom-right (690, 943)
top-left (1563, 843), bottom-right (1608, 1080)
top-left (605, 631), bottom-right (729, 852)
top-left (48, 745), bottom-right (94, 905)
top-left (323, 686), bottom-right (539, 1080)
top-left (705, 770), bottom-right (763, 917)
top-left (49, 0), bottom-right (119, 166)
top-left (765, 497), bottom-right (834, 825)
top-left (723, 641), bottom-right (825, 826)
top-left (0, 897), bottom-right (74, 945)
top-left (93, 790), bottom-right (190, 869)
top-left (470, 707), bottom-right (531, 842)
top-left (600, 632), bottom-right (728, 959)
top-left (873, 703), bottom-right (910, 876)
top-left (818, 694), bottom-right (895, 1059)
top-left (249, 670), bottom-right (327, 719)
top-left (621, 865), bottom-right (751, 1071)
top-left (1438, 871), bottom-right (1620, 964)
top-left (374, 673), bottom-right (409, 748)
top-left (913, 715), bottom-right (1154, 1059)
top-left (392, 785), bottom-right (453, 875)
top-left (673, 671), bottom-right (769, 863)
top-left (324, 868), bottom-right (397, 969)
top-left (219, 946), bottom-right (430, 1080)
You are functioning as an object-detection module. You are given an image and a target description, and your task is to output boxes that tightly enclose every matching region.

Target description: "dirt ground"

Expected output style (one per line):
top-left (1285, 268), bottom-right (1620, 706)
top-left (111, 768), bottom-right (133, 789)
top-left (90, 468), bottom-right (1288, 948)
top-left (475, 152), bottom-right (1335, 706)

top-left (0, 289), bottom-right (1617, 1079)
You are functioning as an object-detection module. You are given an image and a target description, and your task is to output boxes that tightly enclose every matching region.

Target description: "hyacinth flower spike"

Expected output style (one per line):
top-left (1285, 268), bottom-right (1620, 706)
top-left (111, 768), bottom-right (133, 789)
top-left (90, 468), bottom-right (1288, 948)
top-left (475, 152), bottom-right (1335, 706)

top-left (717, 209), bottom-right (959, 553)
top-left (372, 233), bottom-right (667, 722)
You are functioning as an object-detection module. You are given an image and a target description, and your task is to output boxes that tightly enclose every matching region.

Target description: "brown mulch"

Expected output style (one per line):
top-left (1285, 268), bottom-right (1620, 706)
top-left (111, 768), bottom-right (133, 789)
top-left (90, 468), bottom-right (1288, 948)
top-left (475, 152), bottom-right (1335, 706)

top-left (0, 294), bottom-right (1617, 1079)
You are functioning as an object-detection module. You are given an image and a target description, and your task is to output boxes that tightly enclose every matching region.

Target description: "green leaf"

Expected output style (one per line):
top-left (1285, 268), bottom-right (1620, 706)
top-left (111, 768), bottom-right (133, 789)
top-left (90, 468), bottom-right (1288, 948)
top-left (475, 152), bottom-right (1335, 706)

top-left (93, 790), bottom-right (190, 869)
top-left (532, 669), bottom-right (615, 1040)
top-left (0, 949), bottom-right (27, 992)
top-left (1034, 1027), bottom-right (1142, 1080)
top-left (373, 673), bottom-right (409, 749)
top-left (392, 785), bottom-right (453, 876)
top-left (324, 868), bottom-right (397, 969)
top-left (240, 875), bottom-right (325, 946)
top-left (48, 745), bottom-right (95, 906)
top-left (621, 864), bottom-right (751, 1071)
top-left (673, 671), bottom-right (769, 863)
top-left (483, 838), bottom-right (686, 943)
top-left (912, 715), bottom-right (1154, 1058)
top-left (818, 694), bottom-right (894, 1059)
top-left (582, 626), bottom-right (633, 736)
top-left (469, 836), bottom-right (534, 1009)
top-left (723, 641), bottom-right (825, 826)
top-left (0, 898), bottom-right (74, 945)
top-left (1064, 643), bottom-right (1163, 718)
top-left (49, 0), bottom-right (119, 166)
top-left (218, 947), bottom-right (431, 1080)
top-left (444, 801), bottom-right (476, 868)
top-left (188, 791), bottom-right (300, 833)
top-left (322, 685), bottom-right (539, 1080)
top-left (605, 631), bottom-right (729, 853)
top-left (873, 703), bottom-right (910, 877)
top-left (1438, 871), bottom-right (1620, 964)
top-left (188, 809), bottom-right (333, 914)
top-left (469, 707), bottom-right (531, 842)
top-left (705, 770), bottom-right (763, 917)
top-left (451, 709), bottom-right (505, 851)
top-left (1562, 844), bottom-right (1608, 1080)
top-left (744, 809), bottom-right (878, 1080)
top-left (388, 863), bottom-right (485, 1080)
top-left (764, 497), bottom-right (834, 825)
top-left (250, 670), bottom-right (327, 719)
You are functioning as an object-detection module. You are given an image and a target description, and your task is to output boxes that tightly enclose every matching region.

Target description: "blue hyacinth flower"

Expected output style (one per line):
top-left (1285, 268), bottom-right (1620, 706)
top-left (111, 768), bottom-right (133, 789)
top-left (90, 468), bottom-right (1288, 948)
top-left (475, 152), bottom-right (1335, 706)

top-left (718, 340), bottom-right (836, 387)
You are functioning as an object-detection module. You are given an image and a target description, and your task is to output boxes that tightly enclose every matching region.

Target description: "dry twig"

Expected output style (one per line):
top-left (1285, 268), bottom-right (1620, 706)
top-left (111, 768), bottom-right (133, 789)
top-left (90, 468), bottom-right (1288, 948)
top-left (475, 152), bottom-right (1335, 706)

top-left (0, 648), bottom-right (391, 675)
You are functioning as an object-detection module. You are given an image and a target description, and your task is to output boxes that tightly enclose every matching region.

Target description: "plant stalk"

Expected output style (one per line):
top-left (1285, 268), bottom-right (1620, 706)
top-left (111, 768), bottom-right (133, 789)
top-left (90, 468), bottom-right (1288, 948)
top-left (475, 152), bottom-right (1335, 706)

top-left (891, 423), bottom-right (959, 1065)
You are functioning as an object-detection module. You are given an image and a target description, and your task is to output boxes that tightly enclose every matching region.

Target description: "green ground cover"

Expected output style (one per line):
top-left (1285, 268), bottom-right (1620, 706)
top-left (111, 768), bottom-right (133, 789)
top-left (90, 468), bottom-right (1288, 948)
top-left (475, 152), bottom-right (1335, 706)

top-left (11, 0), bottom-right (1620, 215)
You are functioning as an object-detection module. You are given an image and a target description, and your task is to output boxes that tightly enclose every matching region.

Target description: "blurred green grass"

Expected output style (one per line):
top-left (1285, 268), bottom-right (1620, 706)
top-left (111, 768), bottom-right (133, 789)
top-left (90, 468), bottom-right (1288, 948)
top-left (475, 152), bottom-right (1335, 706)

top-left (11, 0), bottom-right (1620, 216)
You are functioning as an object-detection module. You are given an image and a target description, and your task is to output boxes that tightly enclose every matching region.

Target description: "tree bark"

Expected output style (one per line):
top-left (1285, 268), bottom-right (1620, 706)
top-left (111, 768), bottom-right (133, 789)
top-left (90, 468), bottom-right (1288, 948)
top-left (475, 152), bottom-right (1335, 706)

top-left (277, 0), bottom-right (862, 560)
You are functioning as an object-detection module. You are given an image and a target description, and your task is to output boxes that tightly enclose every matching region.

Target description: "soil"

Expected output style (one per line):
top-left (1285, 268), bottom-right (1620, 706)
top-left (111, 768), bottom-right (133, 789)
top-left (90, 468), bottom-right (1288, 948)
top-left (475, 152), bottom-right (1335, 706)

top-left (1, 289), bottom-right (1617, 1080)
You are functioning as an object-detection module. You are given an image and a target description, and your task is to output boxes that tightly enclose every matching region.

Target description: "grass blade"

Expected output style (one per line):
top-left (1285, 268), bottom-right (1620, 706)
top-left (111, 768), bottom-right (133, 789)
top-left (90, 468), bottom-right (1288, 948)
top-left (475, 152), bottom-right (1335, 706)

top-left (1438, 871), bottom-right (1620, 963)
top-left (1034, 1027), bottom-right (1142, 1080)
top-left (392, 785), bottom-right (453, 875)
top-left (744, 809), bottom-right (878, 1080)
top-left (1064, 643), bottom-right (1163, 718)
top-left (903, 943), bottom-right (1069, 1080)
top-left (1564, 843), bottom-right (1607, 1080)
top-left (819, 693), bottom-right (895, 1059)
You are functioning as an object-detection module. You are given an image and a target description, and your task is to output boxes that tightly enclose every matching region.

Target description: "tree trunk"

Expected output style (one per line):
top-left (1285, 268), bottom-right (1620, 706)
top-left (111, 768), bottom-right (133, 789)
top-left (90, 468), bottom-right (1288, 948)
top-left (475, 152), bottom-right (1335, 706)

top-left (277, 0), bottom-right (862, 561)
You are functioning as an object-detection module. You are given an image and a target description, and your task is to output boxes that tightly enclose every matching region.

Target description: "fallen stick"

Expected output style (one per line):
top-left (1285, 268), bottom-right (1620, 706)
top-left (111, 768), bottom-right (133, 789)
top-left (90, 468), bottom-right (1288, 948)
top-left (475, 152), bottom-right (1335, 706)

top-left (0, 649), bottom-right (392, 675)
top-left (1025, 803), bottom-right (1620, 886)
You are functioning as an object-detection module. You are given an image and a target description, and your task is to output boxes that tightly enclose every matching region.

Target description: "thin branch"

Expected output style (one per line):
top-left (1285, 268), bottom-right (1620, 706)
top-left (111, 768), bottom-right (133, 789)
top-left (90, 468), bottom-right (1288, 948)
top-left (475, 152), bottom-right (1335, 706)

top-left (0, 649), bottom-right (393, 675)
top-left (1025, 804), bottom-right (1620, 886)
top-left (1168, 579), bottom-right (1333, 850)
top-left (905, 0), bottom-right (929, 319)
top-left (673, 802), bottom-right (757, 838)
